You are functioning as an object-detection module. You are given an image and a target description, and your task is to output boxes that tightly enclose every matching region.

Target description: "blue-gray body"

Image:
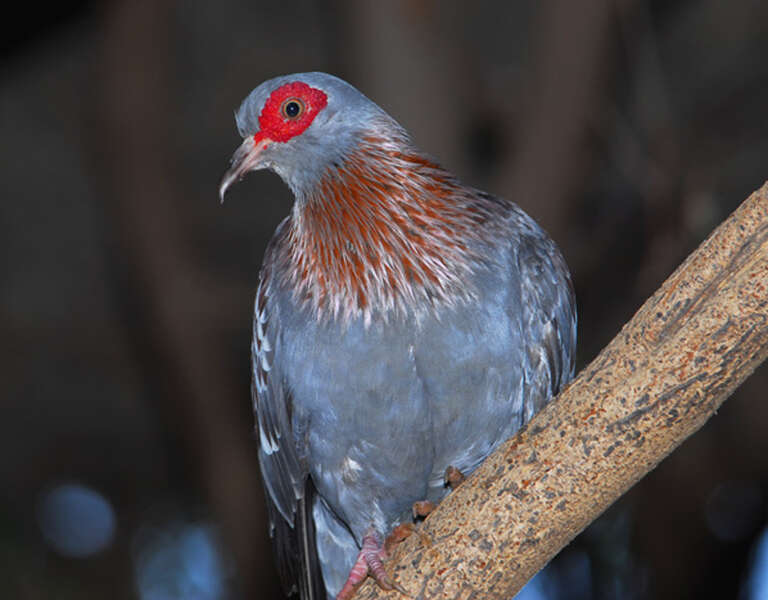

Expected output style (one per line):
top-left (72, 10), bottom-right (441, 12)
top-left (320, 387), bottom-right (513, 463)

top-left (221, 72), bottom-right (577, 599)
top-left (256, 204), bottom-right (575, 598)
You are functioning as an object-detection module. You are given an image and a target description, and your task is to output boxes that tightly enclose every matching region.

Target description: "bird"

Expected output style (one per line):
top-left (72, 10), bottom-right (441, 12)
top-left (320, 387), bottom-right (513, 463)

top-left (219, 72), bottom-right (577, 600)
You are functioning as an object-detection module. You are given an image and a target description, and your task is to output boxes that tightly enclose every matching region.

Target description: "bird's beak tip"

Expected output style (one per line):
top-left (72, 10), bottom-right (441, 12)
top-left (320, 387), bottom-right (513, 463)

top-left (218, 136), bottom-right (263, 205)
top-left (218, 177), bottom-right (232, 204)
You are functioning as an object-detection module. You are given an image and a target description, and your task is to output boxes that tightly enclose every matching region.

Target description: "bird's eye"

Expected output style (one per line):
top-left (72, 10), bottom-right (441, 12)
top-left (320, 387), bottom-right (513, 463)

top-left (281, 98), bottom-right (304, 120)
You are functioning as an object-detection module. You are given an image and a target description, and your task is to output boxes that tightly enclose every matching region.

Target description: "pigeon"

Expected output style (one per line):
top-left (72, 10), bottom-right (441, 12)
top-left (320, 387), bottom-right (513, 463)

top-left (219, 72), bottom-right (577, 599)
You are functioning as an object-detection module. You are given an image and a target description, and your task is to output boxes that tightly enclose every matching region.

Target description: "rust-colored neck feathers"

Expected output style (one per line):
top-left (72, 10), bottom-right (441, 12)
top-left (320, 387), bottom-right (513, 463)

top-left (281, 134), bottom-right (497, 324)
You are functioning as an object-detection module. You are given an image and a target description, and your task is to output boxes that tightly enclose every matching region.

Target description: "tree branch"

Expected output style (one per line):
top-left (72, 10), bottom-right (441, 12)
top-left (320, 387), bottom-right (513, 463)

top-left (356, 181), bottom-right (768, 599)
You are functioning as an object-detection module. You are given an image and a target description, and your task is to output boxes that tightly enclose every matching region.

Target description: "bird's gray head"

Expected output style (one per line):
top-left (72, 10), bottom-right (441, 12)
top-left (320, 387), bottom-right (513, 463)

top-left (219, 72), bottom-right (398, 200)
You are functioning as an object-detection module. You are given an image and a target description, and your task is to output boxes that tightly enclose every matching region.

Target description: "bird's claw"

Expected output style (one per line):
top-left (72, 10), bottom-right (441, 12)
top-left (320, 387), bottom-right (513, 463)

top-left (385, 523), bottom-right (415, 555)
top-left (336, 531), bottom-right (409, 600)
top-left (412, 500), bottom-right (436, 519)
top-left (444, 465), bottom-right (466, 488)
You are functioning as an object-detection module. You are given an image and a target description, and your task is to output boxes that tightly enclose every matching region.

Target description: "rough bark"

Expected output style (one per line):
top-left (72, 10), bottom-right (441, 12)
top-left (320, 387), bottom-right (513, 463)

top-left (356, 182), bottom-right (768, 599)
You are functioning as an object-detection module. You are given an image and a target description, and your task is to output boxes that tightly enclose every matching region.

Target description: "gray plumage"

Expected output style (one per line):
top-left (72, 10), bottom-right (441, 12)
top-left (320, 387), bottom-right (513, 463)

top-left (221, 72), bottom-right (577, 599)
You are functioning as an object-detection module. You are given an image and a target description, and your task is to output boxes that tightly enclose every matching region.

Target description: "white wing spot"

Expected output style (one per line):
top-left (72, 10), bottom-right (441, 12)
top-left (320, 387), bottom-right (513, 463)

top-left (259, 424), bottom-right (279, 455)
top-left (340, 456), bottom-right (363, 482)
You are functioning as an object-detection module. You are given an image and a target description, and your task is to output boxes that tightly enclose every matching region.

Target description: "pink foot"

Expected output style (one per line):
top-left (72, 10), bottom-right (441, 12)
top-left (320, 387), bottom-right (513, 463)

top-left (336, 530), bottom-right (408, 600)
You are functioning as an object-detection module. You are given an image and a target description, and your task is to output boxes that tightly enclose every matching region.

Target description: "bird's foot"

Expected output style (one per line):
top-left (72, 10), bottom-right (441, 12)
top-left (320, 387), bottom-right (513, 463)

top-left (335, 531), bottom-right (408, 600)
top-left (386, 521), bottom-right (432, 554)
top-left (412, 500), bottom-right (436, 519)
top-left (386, 523), bottom-right (416, 552)
top-left (444, 465), bottom-right (466, 488)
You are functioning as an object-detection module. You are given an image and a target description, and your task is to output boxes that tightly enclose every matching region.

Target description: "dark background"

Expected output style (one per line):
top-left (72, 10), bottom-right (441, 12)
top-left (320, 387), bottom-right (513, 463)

top-left (2, 1), bottom-right (768, 598)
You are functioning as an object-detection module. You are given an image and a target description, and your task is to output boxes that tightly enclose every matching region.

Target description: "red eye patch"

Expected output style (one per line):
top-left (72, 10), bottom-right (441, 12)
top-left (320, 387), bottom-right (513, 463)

top-left (255, 82), bottom-right (328, 144)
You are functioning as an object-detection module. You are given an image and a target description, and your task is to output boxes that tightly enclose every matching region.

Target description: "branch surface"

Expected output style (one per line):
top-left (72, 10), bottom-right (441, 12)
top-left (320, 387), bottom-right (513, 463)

top-left (357, 182), bottom-right (768, 599)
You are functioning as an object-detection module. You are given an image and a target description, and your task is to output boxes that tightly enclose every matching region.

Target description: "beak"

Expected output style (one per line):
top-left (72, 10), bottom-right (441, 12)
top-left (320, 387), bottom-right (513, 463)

top-left (219, 135), bottom-right (270, 203)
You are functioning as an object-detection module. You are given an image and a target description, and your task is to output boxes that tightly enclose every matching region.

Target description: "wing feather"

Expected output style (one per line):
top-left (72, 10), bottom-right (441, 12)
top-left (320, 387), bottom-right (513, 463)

top-left (510, 205), bottom-right (577, 423)
top-left (253, 223), bottom-right (325, 598)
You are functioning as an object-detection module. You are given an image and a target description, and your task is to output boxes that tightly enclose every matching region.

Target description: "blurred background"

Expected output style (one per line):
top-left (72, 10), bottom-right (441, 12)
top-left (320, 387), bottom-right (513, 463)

top-left (2, 0), bottom-right (768, 598)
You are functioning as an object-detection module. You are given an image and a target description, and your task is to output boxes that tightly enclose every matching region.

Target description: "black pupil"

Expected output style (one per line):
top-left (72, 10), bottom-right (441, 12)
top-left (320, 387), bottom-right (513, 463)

top-left (285, 101), bottom-right (300, 118)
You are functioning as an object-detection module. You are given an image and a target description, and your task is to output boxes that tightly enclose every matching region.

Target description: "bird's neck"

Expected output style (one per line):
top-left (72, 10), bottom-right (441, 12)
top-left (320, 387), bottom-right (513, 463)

top-left (282, 135), bottom-right (490, 324)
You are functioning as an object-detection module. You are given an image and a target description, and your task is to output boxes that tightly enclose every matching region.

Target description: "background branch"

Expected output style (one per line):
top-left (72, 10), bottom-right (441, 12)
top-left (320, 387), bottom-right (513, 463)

top-left (357, 182), bottom-right (768, 599)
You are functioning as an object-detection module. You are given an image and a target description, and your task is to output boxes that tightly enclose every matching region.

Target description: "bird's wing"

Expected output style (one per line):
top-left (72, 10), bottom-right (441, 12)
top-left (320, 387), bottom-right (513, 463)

top-left (253, 227), bottom-right (325, 599)
top-left (512, 206), bottom-right (578, 422)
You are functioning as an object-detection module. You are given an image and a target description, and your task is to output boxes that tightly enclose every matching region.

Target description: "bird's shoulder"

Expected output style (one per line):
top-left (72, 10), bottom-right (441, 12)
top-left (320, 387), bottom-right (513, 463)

top-left (496, 195), bottom-right (577, 410)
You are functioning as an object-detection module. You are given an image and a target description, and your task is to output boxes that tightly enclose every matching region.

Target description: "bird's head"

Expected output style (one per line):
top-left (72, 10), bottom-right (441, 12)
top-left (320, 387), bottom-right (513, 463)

top-left (219, 72), bottom-right (396, 201)
top-left (219, 72), bottom-right (493, 323)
